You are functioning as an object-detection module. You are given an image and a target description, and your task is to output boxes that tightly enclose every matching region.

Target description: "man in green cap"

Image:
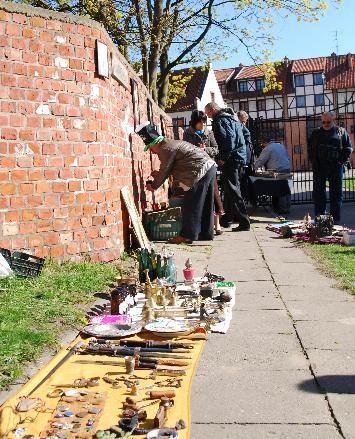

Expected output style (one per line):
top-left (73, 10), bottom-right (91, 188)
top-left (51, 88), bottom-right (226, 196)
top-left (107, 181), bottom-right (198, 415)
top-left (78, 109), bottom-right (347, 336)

top-left (136, 122), bottom-right (217, 244)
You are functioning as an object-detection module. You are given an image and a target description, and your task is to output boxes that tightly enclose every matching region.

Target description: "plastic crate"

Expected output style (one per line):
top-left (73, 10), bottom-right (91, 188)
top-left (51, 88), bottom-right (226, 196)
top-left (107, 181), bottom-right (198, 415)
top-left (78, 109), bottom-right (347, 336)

top-left (11, 251), bottom-right (45, 277)
top-left (148, 219), bottom-right (182, 241)
top-left (0, 247), bottom-right (12, 265)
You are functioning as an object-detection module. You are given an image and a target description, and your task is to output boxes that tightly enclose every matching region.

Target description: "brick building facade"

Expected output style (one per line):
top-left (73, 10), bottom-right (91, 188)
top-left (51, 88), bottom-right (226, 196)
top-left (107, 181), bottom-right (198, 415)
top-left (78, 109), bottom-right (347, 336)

top-left (0, 0), bottom-right (171, 261)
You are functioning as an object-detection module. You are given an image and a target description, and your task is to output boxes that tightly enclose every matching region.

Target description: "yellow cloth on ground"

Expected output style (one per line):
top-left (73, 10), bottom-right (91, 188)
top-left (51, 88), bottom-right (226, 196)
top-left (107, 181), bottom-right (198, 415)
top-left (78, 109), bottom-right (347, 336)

top-left (0, 333), bottom-right (205, 439)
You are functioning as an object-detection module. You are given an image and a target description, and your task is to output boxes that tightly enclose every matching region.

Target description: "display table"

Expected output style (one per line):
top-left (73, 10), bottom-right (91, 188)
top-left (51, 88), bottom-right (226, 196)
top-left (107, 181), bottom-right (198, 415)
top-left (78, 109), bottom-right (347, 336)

top-left (249, 175), bottom-right (293, 208)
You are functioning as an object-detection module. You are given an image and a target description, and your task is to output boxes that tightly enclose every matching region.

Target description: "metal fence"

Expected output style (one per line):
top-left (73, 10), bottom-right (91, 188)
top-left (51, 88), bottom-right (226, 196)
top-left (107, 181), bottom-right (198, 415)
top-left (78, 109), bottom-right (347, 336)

top-left (247, 115), bottom-right (355, 204)
top-left (171, 113), bottom-right (355, 205)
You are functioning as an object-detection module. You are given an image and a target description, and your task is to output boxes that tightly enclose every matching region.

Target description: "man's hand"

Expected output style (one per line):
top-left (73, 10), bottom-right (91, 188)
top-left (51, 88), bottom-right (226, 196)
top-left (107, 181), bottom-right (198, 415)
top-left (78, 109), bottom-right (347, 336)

top-left (217, 159), bottom-right (225, 167)
top-left (146, 182), bottom-right (155, 192)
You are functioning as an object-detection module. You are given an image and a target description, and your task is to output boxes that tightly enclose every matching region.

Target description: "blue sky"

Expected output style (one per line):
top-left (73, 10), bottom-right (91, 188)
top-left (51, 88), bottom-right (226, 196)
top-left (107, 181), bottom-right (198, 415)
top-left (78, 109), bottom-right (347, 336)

top-left (213, 0), bottom-right (354, 69)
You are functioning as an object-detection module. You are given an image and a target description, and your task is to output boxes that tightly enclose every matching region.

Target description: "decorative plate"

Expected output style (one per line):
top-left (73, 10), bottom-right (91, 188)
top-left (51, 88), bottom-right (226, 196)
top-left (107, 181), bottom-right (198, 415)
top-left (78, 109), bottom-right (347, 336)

top-left (144, 318), bottom-right (195, 337)
top-left (80, 322), bottom-right (142, 339)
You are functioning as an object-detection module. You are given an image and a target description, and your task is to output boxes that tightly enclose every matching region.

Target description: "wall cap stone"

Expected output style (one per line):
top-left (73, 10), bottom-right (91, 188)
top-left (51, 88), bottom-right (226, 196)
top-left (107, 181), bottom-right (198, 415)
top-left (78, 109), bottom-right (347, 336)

top-left (0, 0), bottom-right (169, 118)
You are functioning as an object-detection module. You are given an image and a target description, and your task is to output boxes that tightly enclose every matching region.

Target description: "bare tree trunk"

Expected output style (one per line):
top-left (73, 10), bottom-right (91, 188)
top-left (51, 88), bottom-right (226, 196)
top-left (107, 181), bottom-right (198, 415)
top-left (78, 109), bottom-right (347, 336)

top-left (148, 0), bottom-right (164, 99)
top-left (158, 50), bottom-right (169, 110)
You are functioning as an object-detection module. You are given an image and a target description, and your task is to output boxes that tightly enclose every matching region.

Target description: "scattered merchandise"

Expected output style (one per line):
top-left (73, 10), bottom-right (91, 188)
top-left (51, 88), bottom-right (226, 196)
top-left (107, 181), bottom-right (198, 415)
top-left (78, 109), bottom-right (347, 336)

top-left (267, 214), bottom-right (351, 244)
top-left (0, 250), bottom-right (235, 439)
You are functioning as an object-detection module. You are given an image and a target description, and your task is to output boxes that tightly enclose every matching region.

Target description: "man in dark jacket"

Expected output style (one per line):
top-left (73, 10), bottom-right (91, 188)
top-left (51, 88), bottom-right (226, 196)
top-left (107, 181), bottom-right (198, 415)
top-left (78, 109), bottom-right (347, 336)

top-left (308, 112), bottom-right (352, 223)
top-left (136, 122), bottom-right (217, 244)
top-left (205, 103), bottom-right (250, 231)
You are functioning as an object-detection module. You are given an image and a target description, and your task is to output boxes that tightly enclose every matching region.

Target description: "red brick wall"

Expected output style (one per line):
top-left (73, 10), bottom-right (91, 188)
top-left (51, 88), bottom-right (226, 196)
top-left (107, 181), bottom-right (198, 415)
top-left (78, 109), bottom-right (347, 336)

top-left (0, 1), bottom-right (171, 261)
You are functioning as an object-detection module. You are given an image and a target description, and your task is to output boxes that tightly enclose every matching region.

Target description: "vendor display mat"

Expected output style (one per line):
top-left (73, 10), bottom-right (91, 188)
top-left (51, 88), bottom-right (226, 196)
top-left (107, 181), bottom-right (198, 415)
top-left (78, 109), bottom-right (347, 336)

top-left (0, 334), bottom-right (205, 439)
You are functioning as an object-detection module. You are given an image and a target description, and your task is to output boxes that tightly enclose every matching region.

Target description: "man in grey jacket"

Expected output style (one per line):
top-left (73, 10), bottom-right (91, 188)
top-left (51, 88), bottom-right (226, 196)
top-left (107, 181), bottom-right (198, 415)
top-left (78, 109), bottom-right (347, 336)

top-left (136, 122), bottom-right (217, 244)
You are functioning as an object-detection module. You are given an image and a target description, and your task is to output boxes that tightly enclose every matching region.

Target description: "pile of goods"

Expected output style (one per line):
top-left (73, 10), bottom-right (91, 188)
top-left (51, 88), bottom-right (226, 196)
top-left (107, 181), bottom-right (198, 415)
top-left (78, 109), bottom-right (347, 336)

top-left (0, 250), bottom-right (236, 439)
top-left (267, 214), bottom-right (352, 244)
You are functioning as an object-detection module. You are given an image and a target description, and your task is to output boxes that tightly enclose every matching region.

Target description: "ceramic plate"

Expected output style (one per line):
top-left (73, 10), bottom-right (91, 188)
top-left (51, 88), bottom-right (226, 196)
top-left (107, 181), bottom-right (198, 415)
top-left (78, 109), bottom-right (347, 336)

top-left (81, 322), bottom-right (142, 339)
top-left (144, 318), bottom-right (194, 337)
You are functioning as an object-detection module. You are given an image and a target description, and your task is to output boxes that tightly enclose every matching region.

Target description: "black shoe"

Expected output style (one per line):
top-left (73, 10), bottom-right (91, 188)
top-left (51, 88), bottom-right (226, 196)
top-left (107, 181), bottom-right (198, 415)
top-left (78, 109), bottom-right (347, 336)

top-left (198, 235), bottom-right (214, 241)
top-left (232, 225), bottom-right (251, 232)
top-left (220, 219), bottom-right (232, 228)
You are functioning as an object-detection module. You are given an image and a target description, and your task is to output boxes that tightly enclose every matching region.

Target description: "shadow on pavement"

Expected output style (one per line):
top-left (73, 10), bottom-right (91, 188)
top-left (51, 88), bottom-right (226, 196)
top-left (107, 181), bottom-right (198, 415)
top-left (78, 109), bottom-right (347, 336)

top-left (298, 375), bottom-right (355, 394)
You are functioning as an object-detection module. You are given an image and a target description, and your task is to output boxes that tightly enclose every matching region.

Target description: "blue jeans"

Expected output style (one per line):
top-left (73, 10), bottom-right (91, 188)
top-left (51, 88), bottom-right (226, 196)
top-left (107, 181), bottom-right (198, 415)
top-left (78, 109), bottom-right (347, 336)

top-left (313, 163), bottom-right (344, 222)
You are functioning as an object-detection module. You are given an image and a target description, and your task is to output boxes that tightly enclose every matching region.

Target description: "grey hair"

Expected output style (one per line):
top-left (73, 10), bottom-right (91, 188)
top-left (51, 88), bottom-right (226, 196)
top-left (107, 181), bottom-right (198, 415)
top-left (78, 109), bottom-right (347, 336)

top-left (322, 111), bottom-right (335, 118)
top-left (237, 110), bottom-right (249, 119)
top-left (205, 102), bottom-right (220, 112)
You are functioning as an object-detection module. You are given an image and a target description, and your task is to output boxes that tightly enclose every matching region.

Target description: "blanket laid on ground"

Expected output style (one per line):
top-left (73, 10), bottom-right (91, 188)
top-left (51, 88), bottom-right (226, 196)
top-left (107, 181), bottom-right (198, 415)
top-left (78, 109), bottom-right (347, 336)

top-left (0, 334), bottom-right (206, 439)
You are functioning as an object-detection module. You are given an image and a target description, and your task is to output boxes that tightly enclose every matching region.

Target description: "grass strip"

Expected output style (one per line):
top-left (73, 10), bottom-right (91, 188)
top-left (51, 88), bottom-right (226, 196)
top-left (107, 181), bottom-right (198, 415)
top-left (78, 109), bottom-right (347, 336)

top-left (0, 259), bottom-right (121, 389)
top-left (303, 243), bottom-right (355, 295)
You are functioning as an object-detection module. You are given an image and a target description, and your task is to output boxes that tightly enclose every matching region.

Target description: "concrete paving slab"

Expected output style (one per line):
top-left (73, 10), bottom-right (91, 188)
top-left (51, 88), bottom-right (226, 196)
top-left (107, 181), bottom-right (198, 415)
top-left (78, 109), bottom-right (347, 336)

top-left (230, 309), bottom-right (292, 334)
top-left (235, 291), bottom-right (282, 310)
top-left (197, 331), bottom-right (308, 371)
top-left (192, 369), bottom-right (331, 424)
top-left (296, 321), bottom-right (355, 351)
top-left (237, 280), bottom-right (278, 295)
top-left (326, 394), bottom-right (355, 439)
top-left (272, 268), bottom-right (334, 287)
top-left (278, 285), bottom-right (351, 302)
top-left (262, 246), bottom-right (313, 262)
top-left (286, 300), bottom-right (355, 322)
top-left (308, 349), bottom-right (355, 375)
top-left (191, 423), bottom-right (340, 439)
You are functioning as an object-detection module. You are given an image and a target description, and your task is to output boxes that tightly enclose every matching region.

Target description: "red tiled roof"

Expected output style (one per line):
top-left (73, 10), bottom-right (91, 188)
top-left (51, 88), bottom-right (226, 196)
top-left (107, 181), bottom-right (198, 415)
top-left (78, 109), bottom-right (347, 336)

top-left (291, 57), bottom-right (326, 73)
top-left (224, 61), bottom-right (293, 97)
top-left (215, 68), bottom-right (234, 83)
top-left (237, 64), bottom-right (266, 79)
top-left (166, 67), bottom-right (209, 112)
top-left (325, 54), bottom-right (355, 89)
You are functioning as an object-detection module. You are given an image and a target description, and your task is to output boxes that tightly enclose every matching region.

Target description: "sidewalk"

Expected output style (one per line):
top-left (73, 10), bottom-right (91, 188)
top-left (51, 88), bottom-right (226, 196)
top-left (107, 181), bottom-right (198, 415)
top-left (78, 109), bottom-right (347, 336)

top-left (166, 207), bottom-right (355, 439)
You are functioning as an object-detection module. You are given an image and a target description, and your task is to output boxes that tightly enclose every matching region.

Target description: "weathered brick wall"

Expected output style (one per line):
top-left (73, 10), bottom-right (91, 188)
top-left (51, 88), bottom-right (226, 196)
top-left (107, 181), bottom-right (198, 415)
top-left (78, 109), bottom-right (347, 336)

top-left (0, 0), bottom-right (171, 261)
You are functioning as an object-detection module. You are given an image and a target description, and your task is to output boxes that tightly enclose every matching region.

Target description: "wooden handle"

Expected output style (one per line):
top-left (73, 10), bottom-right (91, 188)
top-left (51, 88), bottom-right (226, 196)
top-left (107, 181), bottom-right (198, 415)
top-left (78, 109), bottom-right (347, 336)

top-left (147, 390), bottom-right (176, 399)
top-left (157, 359), bottom-right (189, 367)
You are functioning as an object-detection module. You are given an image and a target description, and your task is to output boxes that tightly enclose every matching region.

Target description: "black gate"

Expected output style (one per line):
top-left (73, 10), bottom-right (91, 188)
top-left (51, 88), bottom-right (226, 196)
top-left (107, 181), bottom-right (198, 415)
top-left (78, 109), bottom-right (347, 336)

top-left (248, 114), bottom-right (355, 204)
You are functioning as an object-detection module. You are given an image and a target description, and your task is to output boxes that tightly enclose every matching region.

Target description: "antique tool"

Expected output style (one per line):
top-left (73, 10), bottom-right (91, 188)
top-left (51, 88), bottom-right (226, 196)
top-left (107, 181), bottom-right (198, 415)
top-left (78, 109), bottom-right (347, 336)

top-left (146, 390), bottom-right (176, 399)
top-left (109, 339), bottom-right (194, 350)
top-left (75, 350), bottom-right (192, 364)
top-left (81, 345), bottom-right (190, 356)
top-left (53, 376), bottom-right (100, 388)
top-left (150, 369), bottom-right (186, 377)
top-left (28, 341), bottom-right (84, 396)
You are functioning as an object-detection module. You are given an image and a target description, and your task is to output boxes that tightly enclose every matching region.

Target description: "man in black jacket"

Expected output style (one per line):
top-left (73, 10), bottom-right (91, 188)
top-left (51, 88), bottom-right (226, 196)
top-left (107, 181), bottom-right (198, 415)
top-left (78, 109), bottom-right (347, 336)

top-left (205, 103), bottom-right (250, 231)
top-left (308, 112), bottom-right (352, 223)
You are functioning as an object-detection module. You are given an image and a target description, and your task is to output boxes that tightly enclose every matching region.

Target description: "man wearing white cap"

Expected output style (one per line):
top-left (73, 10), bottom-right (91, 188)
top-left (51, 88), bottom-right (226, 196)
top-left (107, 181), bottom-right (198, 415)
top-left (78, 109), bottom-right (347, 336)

top-left (136, 122), bottom-right (217, 244)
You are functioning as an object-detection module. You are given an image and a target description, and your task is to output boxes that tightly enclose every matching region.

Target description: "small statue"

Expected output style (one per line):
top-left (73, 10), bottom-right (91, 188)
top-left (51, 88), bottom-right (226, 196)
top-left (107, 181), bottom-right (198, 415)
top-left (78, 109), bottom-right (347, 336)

top-left (131, 381), bottom-right (139, 396)
top-left (199, 302), bottom-right (209, 321)
top-left (171, 288), bottom-right (178, 307)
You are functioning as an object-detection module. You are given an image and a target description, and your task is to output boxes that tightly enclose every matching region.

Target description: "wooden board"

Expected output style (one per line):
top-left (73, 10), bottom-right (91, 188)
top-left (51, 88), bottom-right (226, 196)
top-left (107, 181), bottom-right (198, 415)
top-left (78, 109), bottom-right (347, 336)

top-left (121, 186), bottom-right (151, 249)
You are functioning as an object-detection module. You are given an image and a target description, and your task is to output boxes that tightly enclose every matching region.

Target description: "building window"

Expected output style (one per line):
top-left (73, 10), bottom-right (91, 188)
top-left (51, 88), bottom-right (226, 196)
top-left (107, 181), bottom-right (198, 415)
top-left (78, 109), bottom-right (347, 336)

top-left (294, 74), bottom-right (305, 87)
top-left (239, 101), bottom-right (249, 112)
top-left (256, 100), bottom-right (266, 111)
top-left (239, 81), bottom-right (248, 92)
top-left (255, 78), bottom-right (265, 91)
top-left (314, 93), bottom-right (325, 107)
top-left (313, 72), bottom-right (324, 85)
top-left (210, 92), bottom-right (215, 102)
top-left (296, 95), bottom-right (306, 108)
top-left (294, 144), bottom-right (302, 154)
